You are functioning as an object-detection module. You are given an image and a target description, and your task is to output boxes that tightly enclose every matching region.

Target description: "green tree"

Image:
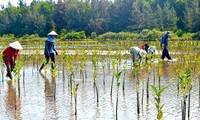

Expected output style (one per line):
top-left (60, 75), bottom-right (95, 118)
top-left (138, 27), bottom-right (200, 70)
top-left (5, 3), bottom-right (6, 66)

top-left (184, 0), bottom-right (200, 32)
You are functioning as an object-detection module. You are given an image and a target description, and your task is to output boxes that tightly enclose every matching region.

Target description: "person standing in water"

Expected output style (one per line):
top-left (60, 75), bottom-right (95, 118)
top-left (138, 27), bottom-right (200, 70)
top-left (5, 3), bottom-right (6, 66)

top-left (160, 31), bottom-right (172, 60)
top-left (2, 41), bottom-right (23, 79)
top-left (39, 31), bottom-right (58, 72)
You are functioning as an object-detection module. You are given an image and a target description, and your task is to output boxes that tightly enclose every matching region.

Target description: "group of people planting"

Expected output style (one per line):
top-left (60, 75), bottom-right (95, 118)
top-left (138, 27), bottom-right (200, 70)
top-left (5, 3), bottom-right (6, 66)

top-left (2, 31), bottom-right (171, 80)
top-left (130, 31), bottom-right (172, 65)
top-left (2, 31), bottom-right (58, 80)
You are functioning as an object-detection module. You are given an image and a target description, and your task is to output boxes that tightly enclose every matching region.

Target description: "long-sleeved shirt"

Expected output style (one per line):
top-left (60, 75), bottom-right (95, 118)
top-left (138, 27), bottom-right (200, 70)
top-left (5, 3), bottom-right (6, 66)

top-left (130, 46), bottom-right (140, 56)
top-left (160, 34), bottom-right (169, 48)
top-left (2, 46), bottom-right (19, 66)
top-left (44, 36), bottom-right (56, 54)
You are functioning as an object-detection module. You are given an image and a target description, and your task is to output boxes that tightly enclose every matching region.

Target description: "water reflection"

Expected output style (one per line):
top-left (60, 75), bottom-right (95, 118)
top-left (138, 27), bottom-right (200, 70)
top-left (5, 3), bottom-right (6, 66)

top-left (39, 73), bottom-right (58, 119)
top-left (0, 59), bottom-right (199, 120)
top-left (162, 61), bottom-right (170, 76)
top-left (6, 80), bottom-right (21, 119)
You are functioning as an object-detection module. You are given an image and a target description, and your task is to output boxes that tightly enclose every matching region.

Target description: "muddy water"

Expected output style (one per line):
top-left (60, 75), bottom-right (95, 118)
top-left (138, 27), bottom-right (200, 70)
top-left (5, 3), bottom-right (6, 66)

top-left (0, 59), bottom-right (199, 120)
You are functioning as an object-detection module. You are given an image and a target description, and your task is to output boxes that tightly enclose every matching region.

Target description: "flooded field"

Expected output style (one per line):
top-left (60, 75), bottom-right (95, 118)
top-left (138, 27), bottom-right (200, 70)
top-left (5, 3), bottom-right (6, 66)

top-left (0, 56), bottom-right (199, 120)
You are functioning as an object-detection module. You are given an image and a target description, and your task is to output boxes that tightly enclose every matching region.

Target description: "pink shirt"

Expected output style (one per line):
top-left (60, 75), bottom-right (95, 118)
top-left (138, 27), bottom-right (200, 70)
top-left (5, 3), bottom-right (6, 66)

top-left (2, 46), bottom-right (19, 66)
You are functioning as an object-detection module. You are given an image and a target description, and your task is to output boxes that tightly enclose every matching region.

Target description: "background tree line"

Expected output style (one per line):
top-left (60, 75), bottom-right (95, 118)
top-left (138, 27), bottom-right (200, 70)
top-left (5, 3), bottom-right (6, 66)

top-left (0, 0), bottom-right (200, 40)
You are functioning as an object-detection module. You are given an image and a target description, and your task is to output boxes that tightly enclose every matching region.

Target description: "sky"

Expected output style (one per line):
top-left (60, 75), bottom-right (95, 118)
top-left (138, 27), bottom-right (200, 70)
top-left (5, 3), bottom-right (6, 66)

top-left (0, 0), bottom-right (57, 7)
top-left (0, 0), bottom-right (32, 7)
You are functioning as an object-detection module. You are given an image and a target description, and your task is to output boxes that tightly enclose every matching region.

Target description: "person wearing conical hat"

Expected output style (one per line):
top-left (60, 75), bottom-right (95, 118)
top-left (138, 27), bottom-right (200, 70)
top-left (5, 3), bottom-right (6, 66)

top-left (39, 31), bottom-right (59, 72)
top-left (2, 41), bottom-right (23, 79)
top-left (130, 46), bottom-right (147, 66)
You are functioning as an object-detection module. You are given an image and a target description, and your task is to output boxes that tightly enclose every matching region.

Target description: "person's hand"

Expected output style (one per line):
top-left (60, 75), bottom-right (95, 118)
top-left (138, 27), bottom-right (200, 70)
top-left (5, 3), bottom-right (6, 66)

top-left (47, 51), bottom-right (50, 56)
top-left (13, 62), bottom-right (16, 67)
top-left (55, 50), bottom-right (58, 56)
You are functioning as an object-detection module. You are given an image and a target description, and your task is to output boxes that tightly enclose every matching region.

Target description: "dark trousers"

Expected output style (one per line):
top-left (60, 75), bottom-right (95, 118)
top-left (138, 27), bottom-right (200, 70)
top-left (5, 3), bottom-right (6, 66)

top-left (39, 53), bottom-right (55, 70)
top-left (131, 53), bottom-right (142, 66)
top-left (161, 47), bottom-right (171, 60)
top-left (3, 56), bottom-right (15, 79)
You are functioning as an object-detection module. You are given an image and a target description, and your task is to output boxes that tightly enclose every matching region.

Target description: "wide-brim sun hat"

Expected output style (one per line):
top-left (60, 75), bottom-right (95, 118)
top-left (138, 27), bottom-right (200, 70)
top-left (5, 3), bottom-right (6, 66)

top-left (9, 41), bottom-right (23, 50)
top-left (48, 31), bottom-right (58, 36)
top-left (166, 31), bottom-right (171, 36)
top-left (139, 49), bottom-right (147, 58)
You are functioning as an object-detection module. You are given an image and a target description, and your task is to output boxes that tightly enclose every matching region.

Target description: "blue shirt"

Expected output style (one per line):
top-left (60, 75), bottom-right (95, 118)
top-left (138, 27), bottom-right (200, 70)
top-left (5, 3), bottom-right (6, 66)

top-left (160, 34), bottom-right (169, 48)
top-left (44, 36), bottom-right (55, 54)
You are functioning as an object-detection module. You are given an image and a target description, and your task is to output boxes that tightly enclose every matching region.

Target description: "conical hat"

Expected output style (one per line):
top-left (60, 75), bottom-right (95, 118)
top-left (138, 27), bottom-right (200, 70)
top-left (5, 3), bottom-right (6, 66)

top-left (9, 41), bottom-right (23, 50)
top-left (48, 31), bottom-right (58, 36)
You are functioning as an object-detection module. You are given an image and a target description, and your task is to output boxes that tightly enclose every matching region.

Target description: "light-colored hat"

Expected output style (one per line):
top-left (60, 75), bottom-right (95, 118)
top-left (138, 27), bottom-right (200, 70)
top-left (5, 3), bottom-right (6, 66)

top-left (9, 41), bottom-right (23, 50)
top-left (139, 49), bottom-right (147, 58)
top-left (149, 46), bottom-right (156, 53)
top-left (48, 31), bottom-right (58, 36)
top-left (166, 31), bottom-right (171, 36)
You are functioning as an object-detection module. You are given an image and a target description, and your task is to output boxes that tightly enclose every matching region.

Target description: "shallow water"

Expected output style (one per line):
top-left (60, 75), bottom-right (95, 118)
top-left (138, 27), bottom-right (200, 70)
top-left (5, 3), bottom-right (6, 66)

top-left (0, 58), bottom-right (199, 120)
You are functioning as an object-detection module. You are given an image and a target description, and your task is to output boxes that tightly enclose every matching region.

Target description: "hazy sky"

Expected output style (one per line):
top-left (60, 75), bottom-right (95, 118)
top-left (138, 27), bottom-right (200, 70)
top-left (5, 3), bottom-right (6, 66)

top-left (0, 0), bottom-right (57, 7)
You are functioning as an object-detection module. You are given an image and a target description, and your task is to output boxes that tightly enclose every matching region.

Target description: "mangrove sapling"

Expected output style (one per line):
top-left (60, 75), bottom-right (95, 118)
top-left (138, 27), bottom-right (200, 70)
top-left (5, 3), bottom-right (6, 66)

top-left (67, 55), bottom-right (75, 95)
top-left (72, 83), bottom-right (79, 116)
top-left (20, 55), bottom-right (26, 88)
top-left (133, 60), bottom-right (146, 114)
top-left (115, 71), bottom-right (122, 120)
top-left (146, 71), bottom-right (151, 104)
top-left (41, 59), bottom-right (48, 75)
top-left (122, 54), bottom-right (128, 92)
top-left (92, 56), bottom-right (99, 103)
top-left (110, 59), bottom-right (118, 97)
top-left (69, 65), bottom-right (74, 96)
top-left (100, 58), bottom-right (106, 86)
top-left (114, 52), bottom-right (120, 73)
top-left (156, 59), bottom-right (163, 90)
top-left (51, 62), bottom-right (59, 78)
top-left (35, 47), bottom-right (40, 71)
top-left (122, 64), bottom-right (127, 93)
top-left (0, 54), bottom-right (5, 81)
top-left (60, 50), bottom-right (66, 81)
top-left (146, 59), bottom-right (152, 103)
top-left (13, 60), bottom-right (23, 99)
top-left (150, 85), bottom-right (168, 120)
top-left (179, 68), bottom-right (193, 120)
top-left (79, 49), bottom-right (87, 83)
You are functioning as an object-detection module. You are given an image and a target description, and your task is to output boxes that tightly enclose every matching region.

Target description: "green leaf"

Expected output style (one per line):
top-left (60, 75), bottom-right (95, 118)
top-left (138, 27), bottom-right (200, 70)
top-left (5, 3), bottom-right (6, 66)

top-left (115, 71), bottom-right (122, 79)
top-left (150, 85), bottom-right (158, 95)
top-left (160, 104), bottom-right (165, 110)
top-left (158, 86), bottom-right (168, 96)
top-left (155, 102), bottom-right (159, 110)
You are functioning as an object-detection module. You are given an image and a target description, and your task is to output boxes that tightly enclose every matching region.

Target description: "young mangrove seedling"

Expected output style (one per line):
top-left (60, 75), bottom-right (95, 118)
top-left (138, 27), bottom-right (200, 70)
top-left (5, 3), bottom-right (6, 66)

top-left (41, 59), bottom-right (47, 75)
top-left (115, 71), bottom-right (122, 120)
top-left (13, 60), bottom-right (23, 99)
top-left (92, 55), bottom-right (99, 103)
top-left (72, 83), bottom-right (79, 116)
top-left (51, 62), bottom-right (59, 78)
top-left (100, 58), bottom-right (106, 86)
top-left (179, 68), bottom-right (193, 120)
top-left (150, 85), bottom-right (168, 120)
top-left (110, 59), bottom-right (118, 97)
top-left (132, 60), bottom-right (146, 114)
